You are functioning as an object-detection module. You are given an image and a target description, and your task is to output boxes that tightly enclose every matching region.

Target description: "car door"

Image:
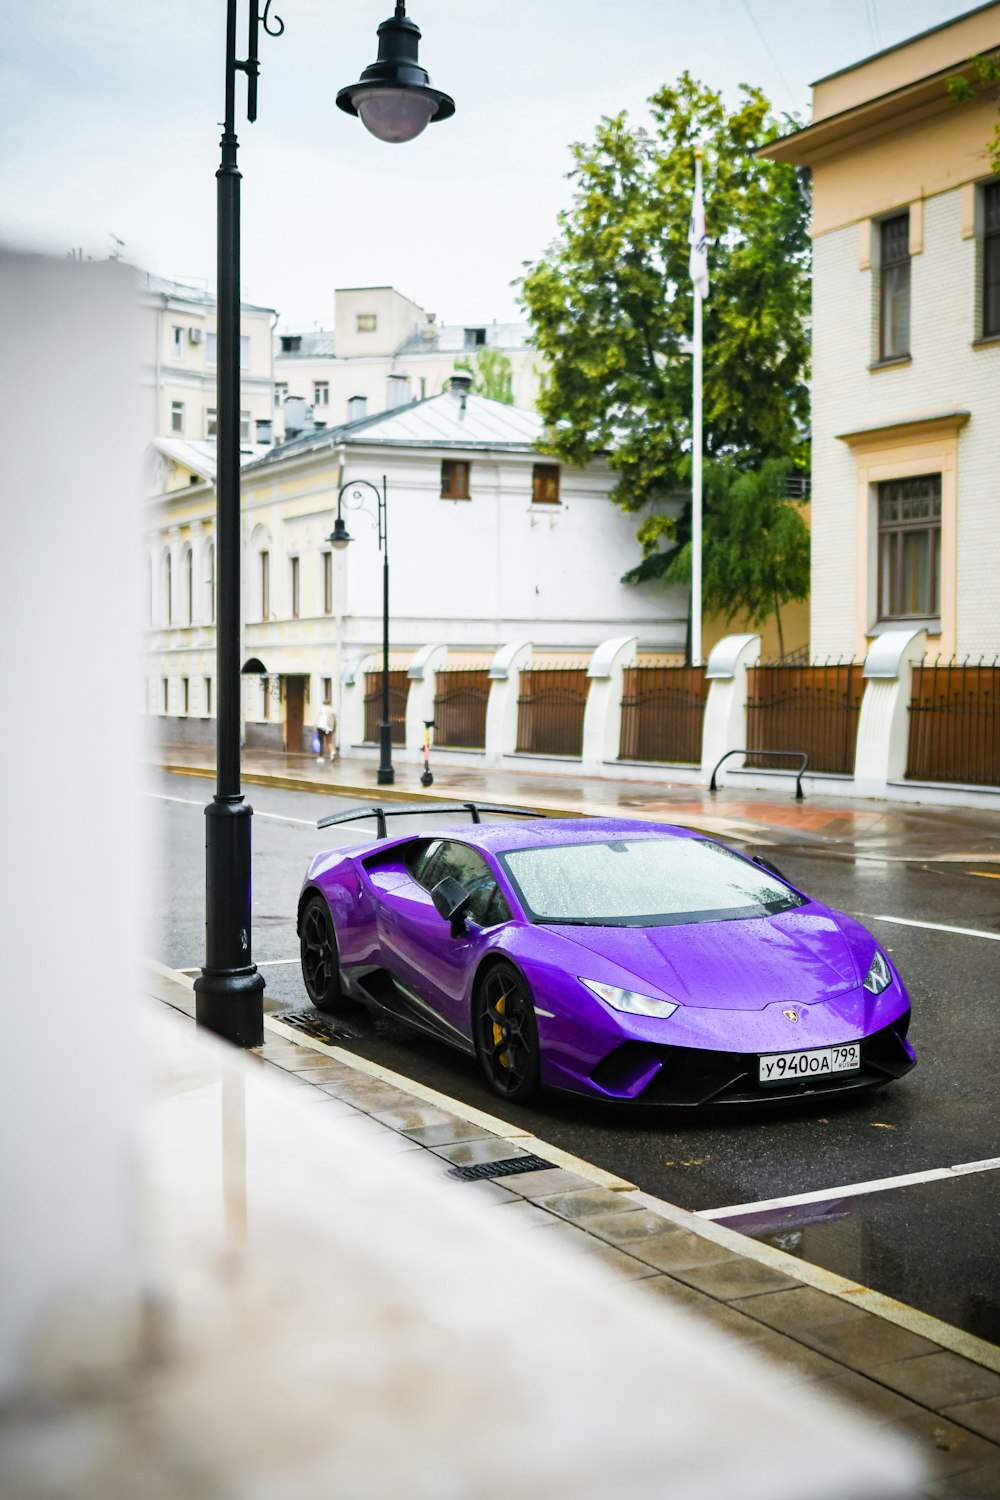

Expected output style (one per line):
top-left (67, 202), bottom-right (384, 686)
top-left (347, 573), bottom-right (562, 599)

top-left (376, 838), bottom-right (511, 1040)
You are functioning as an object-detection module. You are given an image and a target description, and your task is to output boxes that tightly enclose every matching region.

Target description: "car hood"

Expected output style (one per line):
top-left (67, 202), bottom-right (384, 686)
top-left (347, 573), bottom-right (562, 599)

top-left (549, 906), bottom-right (860, 1011)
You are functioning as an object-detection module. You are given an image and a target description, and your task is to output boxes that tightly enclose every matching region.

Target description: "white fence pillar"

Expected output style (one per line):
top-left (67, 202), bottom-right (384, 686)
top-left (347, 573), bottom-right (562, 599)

top-left (700, 633), bottom-right (761, 780)
top-left (485, 640), bottom-right (532, 765)
top-left (582, 636), bottom-right (638, 773)
top-left (405, 643), bottom-right (448, 761)
top-left (854, 629), bottom-right (927, 796)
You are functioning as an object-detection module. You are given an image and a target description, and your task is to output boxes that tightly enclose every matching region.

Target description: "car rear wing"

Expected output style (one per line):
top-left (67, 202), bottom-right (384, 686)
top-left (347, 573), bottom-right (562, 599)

top-left (316, 801), bottom-right (547, 839)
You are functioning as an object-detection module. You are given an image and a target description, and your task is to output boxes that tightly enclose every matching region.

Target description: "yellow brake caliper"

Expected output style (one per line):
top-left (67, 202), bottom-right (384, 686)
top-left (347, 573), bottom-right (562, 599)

top-left (493, 993), bottom-right (510, 1069)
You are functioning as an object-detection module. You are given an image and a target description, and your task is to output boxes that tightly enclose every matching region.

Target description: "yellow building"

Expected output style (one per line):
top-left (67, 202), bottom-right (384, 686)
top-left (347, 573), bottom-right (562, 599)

top-left (761, 3), bottom-right (999, 662)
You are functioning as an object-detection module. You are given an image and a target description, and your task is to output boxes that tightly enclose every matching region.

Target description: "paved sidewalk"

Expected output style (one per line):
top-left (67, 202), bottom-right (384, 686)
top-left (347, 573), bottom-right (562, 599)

top-left (146, 962), bottom-right (1000, 1497)
top-left (157, 742), bottom-right (1000, 862)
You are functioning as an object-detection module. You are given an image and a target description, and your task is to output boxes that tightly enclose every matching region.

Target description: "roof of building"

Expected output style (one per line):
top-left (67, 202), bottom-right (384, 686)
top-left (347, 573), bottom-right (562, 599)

top-left (134, 266), bottom-right (276, 316)
top-left (273, 320), bottom-right (534, 362)
top-left (148, 436), bottom-right (273, 486)
top-left (246, 387), bottom-right (545, 470)
top-left (275, 330), bottom-right (337, 360)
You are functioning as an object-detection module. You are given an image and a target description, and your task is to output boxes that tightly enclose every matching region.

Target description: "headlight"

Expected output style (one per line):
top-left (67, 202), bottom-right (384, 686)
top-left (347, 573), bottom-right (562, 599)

top-left (580, 978), bottom-right (678, 1018)
top-left (863, 950), bottom-right (892, 994)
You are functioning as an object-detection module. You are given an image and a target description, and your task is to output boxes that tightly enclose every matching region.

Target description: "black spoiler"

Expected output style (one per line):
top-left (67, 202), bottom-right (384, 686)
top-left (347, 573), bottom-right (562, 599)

top-left (316, 801), bottom-right (546, 840)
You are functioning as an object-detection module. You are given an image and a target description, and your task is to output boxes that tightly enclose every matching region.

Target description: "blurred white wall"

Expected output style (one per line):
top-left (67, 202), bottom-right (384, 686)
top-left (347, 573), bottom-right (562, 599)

top-left (0, 251), bottom-right (143, 1394)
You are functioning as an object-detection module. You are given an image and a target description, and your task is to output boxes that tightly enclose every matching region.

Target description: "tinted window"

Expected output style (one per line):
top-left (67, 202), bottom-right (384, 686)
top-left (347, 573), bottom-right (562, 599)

top-left (427, 841), bottom-right (510, 927)
top-left (406, 839), bottom-right (444, 889)
top-left (500, 838), bottom-right (805, 927)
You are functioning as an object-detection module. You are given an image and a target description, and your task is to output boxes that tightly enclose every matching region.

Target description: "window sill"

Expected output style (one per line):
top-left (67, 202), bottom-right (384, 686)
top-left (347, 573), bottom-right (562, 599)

top-left (440, 495), bottom-right (471, 502)
top-left (867, 618), bottom-right (940, 637)
top-left (868, 355), bottom-right (912, 373)
top-left (972, 334), bottom-right (1000, 350)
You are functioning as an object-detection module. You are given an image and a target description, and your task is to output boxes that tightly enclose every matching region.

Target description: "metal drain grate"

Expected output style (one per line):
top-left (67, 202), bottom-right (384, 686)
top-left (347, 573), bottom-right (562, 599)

top-left (273, 1009), bottom-right (342, 1046)
top-left (448, 1153), bottom-right (552, 1182)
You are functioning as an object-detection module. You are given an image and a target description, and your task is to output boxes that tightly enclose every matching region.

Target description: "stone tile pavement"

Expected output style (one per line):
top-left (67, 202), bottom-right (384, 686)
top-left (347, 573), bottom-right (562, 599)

top-left (145, 962), bottom-right (1000, 1498)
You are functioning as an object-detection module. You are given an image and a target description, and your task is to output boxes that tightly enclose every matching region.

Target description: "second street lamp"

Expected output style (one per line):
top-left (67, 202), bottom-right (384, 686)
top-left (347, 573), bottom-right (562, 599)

top-left (195, 3), bottom-right (452, 1049)
top-left (328, 477), bottom-right (394, 786)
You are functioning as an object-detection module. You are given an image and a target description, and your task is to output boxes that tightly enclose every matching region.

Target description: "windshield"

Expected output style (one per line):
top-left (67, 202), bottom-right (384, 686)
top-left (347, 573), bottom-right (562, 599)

top-left (500, 838), bottom-right (806, 927)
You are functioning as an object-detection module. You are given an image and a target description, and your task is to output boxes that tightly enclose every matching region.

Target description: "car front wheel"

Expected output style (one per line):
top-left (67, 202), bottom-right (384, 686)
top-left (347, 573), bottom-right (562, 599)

top-left (473, 962), bottom-right (540, 1102)
top-left (300, 894), bottom-right (342, 1013)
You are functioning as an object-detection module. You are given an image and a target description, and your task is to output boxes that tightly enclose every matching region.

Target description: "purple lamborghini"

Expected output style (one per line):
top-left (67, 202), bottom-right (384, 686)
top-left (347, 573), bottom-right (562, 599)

top-left (297, 804), bottom-right (916, 1108)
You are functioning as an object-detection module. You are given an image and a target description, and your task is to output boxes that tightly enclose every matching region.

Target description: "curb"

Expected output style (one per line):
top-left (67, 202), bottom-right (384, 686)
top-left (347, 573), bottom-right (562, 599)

top-left (145, 956), bottom-right (1000, 1377)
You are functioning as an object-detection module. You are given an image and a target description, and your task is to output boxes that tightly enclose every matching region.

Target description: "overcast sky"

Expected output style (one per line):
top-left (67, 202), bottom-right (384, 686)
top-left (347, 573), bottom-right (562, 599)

top-left (0, 1), bottom-right (976, 327)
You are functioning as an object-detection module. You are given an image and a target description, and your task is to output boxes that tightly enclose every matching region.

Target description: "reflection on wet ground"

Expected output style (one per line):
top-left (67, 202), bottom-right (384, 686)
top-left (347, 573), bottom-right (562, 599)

top-left (728, 1170), bottom-right (1000, 1345)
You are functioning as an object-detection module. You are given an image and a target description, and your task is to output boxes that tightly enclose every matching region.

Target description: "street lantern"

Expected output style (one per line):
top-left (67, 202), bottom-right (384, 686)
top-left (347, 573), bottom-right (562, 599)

top-left (195, 3), bottom-right (453, 1050)
top-left (337, 3), bottom-right (455, 144)
top-left (327, 477), bottom-right (394, 787)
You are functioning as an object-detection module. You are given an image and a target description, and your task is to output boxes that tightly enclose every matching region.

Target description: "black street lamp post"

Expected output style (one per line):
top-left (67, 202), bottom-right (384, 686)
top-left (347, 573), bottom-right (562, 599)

top-left (328, 478), bottom-right (394, 786)
top-left (195, 3), bottom-right (452, 1048)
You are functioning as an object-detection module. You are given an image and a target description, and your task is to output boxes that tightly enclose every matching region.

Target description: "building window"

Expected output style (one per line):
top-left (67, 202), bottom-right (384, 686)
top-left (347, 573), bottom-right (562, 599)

top-left (206, 331), bottom-right (217, 365)
top-left (464, 327), bottom-right (486, 348)
top-left (441, 459), bottom-right (471, 499)
top-left (162, 678), bottom-right (169, 714)
top-left (181, 677), bottom-right (189, 715)
top-left (275, 382), bottom-right (288, 405)
top-left (280, 334), bottom-right (301, 353)
top-left (879, 212), bottom-right (910, 361)
top-left (184, 546), bottom-right (193, 623)
top-left (878, 475), bottom-right (941, 620)
top-left (204, 677), bottom-right (213, 716)
top-left (313, 381), bottom-right (329, 406)
top-left (206, 542), bottom-right (215, 623)
top-left (171, 400), bottom-right (184, 434)
top-left (240, 334), bottom-right (250, 369)
top-left (322, 677), bottom-right (333, 705)
top-left (356, 314), bottom-right (377, 333)
top-left (171, 325), bottom-right (184, 359)
top-left (239, 410), bottom-right (251, 442)
top-left (347, 394), bottom-right (368, 421)
top-left (261, 678), bottom-right (271, 720)
top-left (323, 551), bottom-right (333, 614)
top-left (984, 180), bottom-right (1000, 340)
top-left (260, 550), bottom-right (270, 620)
top-left (532, 463), bottom-right (560, 504)
top-left (163, 551), bottom-right (172, 624)
top-left (205, 408), bottom-right (217, 438)
top-left (290, 556), bottom-right (300, 618)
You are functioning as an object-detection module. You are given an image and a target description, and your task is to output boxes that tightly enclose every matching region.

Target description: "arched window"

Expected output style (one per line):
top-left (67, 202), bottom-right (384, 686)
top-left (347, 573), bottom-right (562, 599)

top-left (205, 541), bottom-right (215, 624)
top-left (183, 544), bottom-right (194, 625)
top-left (250, 524), bottom-right (272, 622)
top-left (162, 548), bottom-right (172, 625)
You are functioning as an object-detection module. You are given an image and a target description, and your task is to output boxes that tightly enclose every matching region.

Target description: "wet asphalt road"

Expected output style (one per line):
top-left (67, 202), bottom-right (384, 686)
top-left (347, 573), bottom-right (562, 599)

top-left (149, 768), bottom-right (1000, 1340)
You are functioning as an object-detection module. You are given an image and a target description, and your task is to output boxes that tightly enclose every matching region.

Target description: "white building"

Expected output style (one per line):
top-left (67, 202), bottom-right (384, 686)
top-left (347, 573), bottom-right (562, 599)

top-left (274, 285), bottom-right (540, 435)
top-left (137, 267), bottom-right (277, 448)
top-left (143, 377), bottom-right (686, 753)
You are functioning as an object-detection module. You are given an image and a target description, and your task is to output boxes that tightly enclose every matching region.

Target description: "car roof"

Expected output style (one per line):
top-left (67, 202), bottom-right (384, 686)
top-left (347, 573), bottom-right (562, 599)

top-left (408, 817), bottom-right (703, 855)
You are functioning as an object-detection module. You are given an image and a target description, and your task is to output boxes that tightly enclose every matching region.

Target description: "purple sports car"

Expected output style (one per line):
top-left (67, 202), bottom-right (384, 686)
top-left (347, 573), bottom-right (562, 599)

top-left (297, 803), bottom-right (916, 1107)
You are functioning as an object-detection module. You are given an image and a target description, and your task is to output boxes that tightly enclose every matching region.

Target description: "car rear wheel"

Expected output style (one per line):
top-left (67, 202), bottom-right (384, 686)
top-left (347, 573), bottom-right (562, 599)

top-left (300, 894), bottom-right (342, 1013)
top-left (474, 963), bottom-right (540, 1102)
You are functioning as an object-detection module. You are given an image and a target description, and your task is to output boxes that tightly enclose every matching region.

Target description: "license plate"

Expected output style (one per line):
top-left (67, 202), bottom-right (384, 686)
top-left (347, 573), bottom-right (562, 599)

top-left (758, 1043), bottom-right (861, 1085)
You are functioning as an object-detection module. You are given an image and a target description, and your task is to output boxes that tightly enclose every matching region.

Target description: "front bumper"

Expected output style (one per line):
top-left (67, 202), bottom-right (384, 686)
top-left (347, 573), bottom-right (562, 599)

top-left (560, 1013), bottom-right (916, 1107)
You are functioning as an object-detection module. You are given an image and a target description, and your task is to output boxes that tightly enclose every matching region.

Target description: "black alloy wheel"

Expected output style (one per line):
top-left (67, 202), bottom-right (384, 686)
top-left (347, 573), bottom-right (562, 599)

top-left (474, 962), bottom-right (540, 1102)
top-left (300, 894), bottom-right (342, 1013)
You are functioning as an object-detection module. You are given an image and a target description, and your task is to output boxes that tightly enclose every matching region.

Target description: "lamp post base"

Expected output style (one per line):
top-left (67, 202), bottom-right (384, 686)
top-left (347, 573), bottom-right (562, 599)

top-left (377, 721), bottom-right (395, 785)
top-left (194, 967), bottom-right (266, 1047)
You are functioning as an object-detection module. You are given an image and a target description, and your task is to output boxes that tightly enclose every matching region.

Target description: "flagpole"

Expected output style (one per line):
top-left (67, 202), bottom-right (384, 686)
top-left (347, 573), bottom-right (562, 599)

top-left (691, 148), bottom-right (704, 669)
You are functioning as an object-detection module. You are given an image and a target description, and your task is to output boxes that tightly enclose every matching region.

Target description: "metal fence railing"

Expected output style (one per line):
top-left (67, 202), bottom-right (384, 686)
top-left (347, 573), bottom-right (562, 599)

top-left (746, 661), bottom-right (863, 775)
top-left (432, 667), bottom-right (490, 749)
top-left (906, 659), bottom-right (1000, 787)
top-left (619, 666), bottom-right (708, 764)
top-left (516, 666), bottom-right (589, 757)
top-left (363, 670), bottom-right (408, 745)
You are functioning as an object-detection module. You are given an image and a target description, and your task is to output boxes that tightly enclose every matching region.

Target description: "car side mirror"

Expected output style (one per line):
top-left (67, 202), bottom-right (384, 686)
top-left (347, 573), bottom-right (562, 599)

top-left (431, 876), bottom-right (473, 938)
top-left (753, 854), bottom-right (787, 882)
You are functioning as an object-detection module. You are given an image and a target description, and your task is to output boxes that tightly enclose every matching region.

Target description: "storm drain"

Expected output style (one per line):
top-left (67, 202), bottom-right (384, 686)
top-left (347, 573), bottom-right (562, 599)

top-left (448, 1153), bottom-right (552, 1182)
top-left (272, 1009), bottom-right (343, 1046)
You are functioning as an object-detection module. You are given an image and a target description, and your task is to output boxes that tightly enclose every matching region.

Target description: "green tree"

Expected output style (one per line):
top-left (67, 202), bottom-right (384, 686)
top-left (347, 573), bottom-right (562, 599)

top-left (447, 347), bottom-right (515, 403)
top-left (519, 74), bottom-right (810, 649)
top-left (641, 458), bottom-right (809, 659)
top-left (947, 53), bottom-right (1000, 172)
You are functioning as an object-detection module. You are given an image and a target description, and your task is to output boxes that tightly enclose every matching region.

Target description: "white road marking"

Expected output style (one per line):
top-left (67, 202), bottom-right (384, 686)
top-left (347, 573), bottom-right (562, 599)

top-left (148, 791), bottom-right (317, 827)
top-left (856, 912), bottom-right (1000, 942)
top-left (698, 1156), bottom-right (1000, 1221)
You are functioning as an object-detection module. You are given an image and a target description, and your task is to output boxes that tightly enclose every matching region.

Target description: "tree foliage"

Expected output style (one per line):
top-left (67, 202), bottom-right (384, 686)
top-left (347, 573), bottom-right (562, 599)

top-left (519, 74), bottom-right (811, 640)
top-left (449, 347), bottom-right (514, 403)
top-left (947, 53), bottom-right (1000, 172)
